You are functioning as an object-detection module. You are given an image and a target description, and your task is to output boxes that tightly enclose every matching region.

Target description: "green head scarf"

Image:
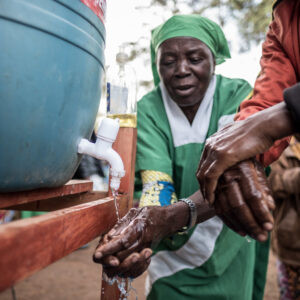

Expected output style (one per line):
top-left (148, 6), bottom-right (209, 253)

top-left (151, 14), bottom-right (231, 86)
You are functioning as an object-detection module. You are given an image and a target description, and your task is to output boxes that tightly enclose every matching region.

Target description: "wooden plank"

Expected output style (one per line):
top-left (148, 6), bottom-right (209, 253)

top-left (101, 280), bottom-right (122, 300)
top-left (111, 127), bottom-right (137, 211)
top-left (101, 127), bottom-right (137, 299)
top-left (0, 180), bottom-right (93, 209)
top-left (0, 194), bottom-right (128, 292)
top-left (5, 191), bottom-right (108, 211)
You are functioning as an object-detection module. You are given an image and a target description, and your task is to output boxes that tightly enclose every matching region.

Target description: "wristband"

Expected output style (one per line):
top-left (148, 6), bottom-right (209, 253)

top-left (179, 198), bottom-right (197, 231)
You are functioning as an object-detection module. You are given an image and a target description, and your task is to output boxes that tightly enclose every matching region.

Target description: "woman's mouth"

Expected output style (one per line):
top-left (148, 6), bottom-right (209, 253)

top-left (175, 85), bottom-right (194, 95)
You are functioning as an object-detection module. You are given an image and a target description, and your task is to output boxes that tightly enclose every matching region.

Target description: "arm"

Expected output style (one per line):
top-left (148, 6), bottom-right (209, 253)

top-left (93, 92), bottom-right (215, 277)
top-left (235, 6), bottom-right (297, 166)
top-left (196, 102), bottom-right (296, 241)
top-left (197, 101), bottom-right (296, 205)
top-left (93, 189), bottom-right (214, 278)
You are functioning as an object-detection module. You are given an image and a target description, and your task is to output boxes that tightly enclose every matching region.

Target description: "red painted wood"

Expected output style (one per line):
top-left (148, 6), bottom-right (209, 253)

top-left (0, 180), bottom-right (93, 209)
top-left (110, 127), bottom-right (137, 210)
top-left (101, 127), bottom-right (137, 299)
top-left (0, 127), bottom-right (137, 299)
top-left (6, 191), bottom-right (108, 211)
top-left (101, 280), bottom-right (122, 300)
top-left (0, 195), bottom-right (128, 291)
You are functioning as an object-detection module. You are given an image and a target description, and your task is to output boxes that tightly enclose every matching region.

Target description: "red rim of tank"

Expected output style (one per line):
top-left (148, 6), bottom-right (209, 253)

top-left (80, 0), bottom-right (106, 24)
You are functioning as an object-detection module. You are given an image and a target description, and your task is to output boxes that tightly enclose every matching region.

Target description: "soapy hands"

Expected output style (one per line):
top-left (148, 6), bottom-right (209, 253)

top-left (197, 102), bottom-right (294, 205)
top-left (93, 206), bottom-right (178, 278)
top-left (213, 159), bottom-right (275, 241)
top-left (196, 102), bottom-right (297, 241)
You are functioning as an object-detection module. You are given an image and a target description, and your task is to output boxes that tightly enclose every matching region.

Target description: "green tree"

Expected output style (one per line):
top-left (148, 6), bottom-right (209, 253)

top-left (117, 0), bottom-right (274, 94)
top-left (150, 0), bottom-right (274, 50)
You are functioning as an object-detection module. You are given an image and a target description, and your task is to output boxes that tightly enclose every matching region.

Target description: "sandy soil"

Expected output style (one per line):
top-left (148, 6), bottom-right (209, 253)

top-left (0, 239), bottom-right (279, 300)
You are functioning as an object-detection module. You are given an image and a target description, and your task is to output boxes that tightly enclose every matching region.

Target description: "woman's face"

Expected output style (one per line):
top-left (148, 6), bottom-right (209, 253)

top-left (157, 37), bottom-right (215, 107)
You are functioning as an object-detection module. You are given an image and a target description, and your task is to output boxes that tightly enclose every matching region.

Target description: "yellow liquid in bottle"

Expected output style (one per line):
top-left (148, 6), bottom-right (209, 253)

top-left (107, 113), bottom-right (137, 128)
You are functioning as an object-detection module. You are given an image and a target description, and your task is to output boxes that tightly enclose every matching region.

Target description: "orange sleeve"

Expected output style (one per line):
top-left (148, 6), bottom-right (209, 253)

top-left (235, 6), bottom-right (297, 166)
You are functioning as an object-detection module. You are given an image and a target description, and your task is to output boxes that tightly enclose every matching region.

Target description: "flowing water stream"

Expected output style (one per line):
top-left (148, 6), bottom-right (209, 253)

top-left (101, 189), bottom-right (138, 300)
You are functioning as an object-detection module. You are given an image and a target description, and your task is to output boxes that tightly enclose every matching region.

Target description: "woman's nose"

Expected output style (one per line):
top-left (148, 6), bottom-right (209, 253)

top-left (176, 59), bottom-right (190, 76)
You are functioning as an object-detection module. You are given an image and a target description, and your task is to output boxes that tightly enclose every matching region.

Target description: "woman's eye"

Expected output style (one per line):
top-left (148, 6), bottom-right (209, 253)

top-left (190, 57), bottom-right (203, 63)
top-left (162, 60), bottom-right (175, 66)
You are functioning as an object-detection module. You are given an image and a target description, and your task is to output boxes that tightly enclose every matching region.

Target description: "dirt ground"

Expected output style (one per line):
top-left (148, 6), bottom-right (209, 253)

top-left (0, 239), bottom-right (279, 300)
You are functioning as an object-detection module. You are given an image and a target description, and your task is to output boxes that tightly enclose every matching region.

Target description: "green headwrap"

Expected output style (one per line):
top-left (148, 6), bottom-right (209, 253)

top-left (151, 14), bottom-right (231, 86)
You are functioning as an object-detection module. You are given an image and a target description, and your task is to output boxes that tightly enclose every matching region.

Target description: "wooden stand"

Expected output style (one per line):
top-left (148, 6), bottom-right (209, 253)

top-left (0, 127), bottom-right (137, 299)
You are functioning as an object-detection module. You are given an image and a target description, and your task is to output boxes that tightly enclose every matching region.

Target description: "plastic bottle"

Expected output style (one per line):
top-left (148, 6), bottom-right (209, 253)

top-left (106, 50), bottom-right (137, 127)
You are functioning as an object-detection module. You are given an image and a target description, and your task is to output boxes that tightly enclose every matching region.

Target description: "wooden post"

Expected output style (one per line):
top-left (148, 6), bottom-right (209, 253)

top-left (0, 128), bottom-right (137, 297)
top-left (101, 127), bottom-right (137, 300)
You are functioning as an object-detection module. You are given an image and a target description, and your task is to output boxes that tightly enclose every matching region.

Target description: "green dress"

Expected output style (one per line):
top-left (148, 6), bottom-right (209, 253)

top-left (135, 74), bottom-right (269, 300)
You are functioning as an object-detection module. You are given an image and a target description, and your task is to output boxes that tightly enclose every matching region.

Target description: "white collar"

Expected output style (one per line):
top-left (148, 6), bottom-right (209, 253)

top-left (160, 75), bottom-right (216, 147)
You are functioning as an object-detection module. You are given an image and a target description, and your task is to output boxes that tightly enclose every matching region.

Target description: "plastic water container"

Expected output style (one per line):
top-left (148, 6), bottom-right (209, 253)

top-left (0, 0), bottom-right (106, 191)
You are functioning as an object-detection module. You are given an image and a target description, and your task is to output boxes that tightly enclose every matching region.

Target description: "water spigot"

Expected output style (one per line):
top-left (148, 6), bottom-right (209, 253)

top-left (78, 118), bottom-right (125, 191)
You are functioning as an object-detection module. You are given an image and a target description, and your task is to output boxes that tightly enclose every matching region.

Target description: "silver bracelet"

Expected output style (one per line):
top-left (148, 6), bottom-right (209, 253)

top-left (179, 198), bottom-right (197, 231)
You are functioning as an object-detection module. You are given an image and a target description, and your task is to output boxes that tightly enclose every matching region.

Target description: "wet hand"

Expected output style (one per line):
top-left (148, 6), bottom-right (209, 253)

top-left (197, 102), bottom-right (294, 204)
top-left (93, 206), bottom-right (173, 266)
top-left (197, 118), bottom-right (275, 204)
top-left (214, 159), bottom-right (275, 241)
top-left (101, 248), bottom-right (152, 279)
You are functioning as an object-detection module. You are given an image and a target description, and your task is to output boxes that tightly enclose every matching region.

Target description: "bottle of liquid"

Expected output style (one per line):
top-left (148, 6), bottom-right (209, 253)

top-left (106, 50), bottom-right (137, 127)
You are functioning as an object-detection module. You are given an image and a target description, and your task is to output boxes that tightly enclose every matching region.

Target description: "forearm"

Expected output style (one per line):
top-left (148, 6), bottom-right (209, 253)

top-left (243, 102), bottom-right (296, 145)
top-left (189, 190), bottom-right (216, 223)
top-left (162, 190), bottom-right (215, 236)
top-left (262, 102), bottom-right (296, 140)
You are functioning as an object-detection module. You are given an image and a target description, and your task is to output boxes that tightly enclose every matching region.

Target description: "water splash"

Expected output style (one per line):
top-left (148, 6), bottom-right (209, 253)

top-left (128, 278), bottom-right (138, 300)
top-left (103, 190), bottom-right (138, 299)
top-left (102, 273), bottom-right (138, 300)
top-left (112, 189), bottom-right (120, 221)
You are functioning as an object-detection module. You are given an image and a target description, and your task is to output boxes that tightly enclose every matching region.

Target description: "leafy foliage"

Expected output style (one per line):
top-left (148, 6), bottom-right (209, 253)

top-left (150, 0), bottom-right (274, 50)
top-left (117, 0), bottom-right (274, 93)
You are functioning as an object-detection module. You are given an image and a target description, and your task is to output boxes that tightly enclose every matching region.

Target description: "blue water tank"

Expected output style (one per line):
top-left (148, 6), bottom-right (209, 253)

top-left (0, 0), bottom-right (106, 191)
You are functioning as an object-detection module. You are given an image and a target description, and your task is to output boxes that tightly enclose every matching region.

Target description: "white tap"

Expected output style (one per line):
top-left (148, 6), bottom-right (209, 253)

top-left (77, 118), bottom-right (125, 191)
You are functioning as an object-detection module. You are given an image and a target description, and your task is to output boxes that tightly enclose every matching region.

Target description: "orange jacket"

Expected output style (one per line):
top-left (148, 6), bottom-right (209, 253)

top-left (235, 0), bottom-right (300, 166)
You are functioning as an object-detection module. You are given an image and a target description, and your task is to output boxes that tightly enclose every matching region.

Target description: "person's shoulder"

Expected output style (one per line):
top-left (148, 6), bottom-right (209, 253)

top-left (138, 87), bottom-right (162, 106)
top-left (138, 86), bottom-right (164, 112)
top-left (216, 74), bottom-right (252, 91)
top-left (214, 74), bottom-right (252, 115)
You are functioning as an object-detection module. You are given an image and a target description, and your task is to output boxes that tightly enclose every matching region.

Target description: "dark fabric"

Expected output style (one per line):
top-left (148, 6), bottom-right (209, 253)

top-left (73, 155), bottom-right (105, 179)
top-left (277, 260), bottom-right (300, 299)
top-left (269, 138), bottom-right (300, 266)
top-left (284, 83), bottom-right (300, 132)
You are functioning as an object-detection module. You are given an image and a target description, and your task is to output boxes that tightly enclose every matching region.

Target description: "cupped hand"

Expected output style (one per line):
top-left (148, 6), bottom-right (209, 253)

top-left (93, 206), bottom-right (170, 270)
top-left (101, 248), bottom-right (152, 279)
top-left (214, 158), bottom-right (275, 241)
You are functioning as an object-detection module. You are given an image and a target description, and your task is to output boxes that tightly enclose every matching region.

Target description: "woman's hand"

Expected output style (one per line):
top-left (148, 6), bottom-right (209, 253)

top-left (214, 159), bottom-right (275, 241)
top-left (101, 248), bottom-right (152, 279)
top-left (93, 203), bottom-right (189, 277)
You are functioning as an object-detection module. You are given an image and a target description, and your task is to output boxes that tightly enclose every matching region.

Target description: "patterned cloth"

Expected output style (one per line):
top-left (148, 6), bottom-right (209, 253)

top-left (139, 170), bottom-right (177, 207)
top-left (277, 259), bottom-right (300, 300)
